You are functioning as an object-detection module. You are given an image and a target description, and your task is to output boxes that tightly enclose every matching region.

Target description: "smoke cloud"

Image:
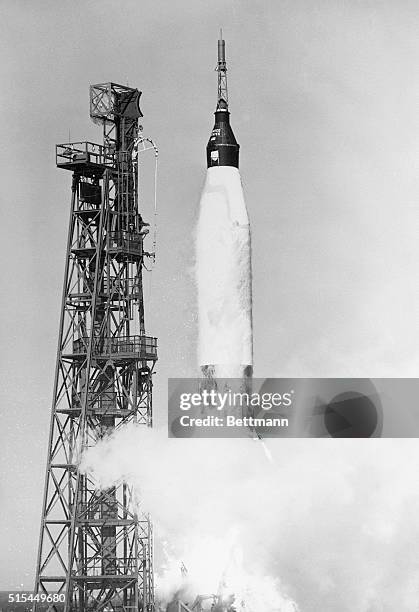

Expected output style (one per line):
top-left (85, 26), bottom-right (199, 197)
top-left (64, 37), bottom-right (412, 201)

top-left (81, 425), bottom-right (419, 611)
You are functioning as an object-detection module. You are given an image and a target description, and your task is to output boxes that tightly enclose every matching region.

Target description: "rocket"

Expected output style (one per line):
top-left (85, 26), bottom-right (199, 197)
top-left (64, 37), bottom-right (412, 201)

top-left (196, 32), bottom-right (253, 380)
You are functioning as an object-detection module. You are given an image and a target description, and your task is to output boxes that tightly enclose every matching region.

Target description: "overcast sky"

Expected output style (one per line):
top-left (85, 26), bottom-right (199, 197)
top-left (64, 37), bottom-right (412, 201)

top-left (1, 1), bottom-right (419, 609)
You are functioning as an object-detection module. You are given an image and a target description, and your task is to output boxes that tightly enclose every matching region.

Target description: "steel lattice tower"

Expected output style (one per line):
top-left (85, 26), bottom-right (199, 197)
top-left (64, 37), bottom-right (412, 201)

top-left (34, 82), bottom-right (157, 612)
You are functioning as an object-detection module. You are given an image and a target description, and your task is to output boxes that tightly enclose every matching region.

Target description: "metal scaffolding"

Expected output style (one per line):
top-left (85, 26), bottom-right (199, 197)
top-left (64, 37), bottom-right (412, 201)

top-left (33, 82), bottom-right (157, 612)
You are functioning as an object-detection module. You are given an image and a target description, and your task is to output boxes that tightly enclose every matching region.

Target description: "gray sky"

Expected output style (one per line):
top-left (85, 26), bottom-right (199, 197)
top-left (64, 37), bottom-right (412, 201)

top-left (1, 0), bottom-right (419, 608)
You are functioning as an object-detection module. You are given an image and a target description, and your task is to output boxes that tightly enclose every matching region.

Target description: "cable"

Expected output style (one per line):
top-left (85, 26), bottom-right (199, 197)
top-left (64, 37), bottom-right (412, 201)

top-left (132, 133), bottom-right (159, 311)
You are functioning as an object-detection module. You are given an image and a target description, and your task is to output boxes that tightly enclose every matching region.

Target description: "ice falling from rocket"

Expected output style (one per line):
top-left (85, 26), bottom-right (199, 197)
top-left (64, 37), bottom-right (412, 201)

top-left (197, 33), bottom-right (253, 380)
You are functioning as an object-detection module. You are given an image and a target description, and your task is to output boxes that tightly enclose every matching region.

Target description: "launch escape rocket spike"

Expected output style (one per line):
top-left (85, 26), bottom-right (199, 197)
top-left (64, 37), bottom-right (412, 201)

top-left (207, 33), bottom-right (240, 168)
top-left (197, 36), bottom-right (253, 381)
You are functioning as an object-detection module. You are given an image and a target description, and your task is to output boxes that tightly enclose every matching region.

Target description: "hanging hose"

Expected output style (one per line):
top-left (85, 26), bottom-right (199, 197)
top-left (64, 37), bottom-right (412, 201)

top-left (132, 133), bottom-right (159, 311)
top-left (132, 134), bottom-right (159, 268)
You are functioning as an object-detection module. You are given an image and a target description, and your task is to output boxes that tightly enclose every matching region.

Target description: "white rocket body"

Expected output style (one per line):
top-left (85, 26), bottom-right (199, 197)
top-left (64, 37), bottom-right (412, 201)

top-left (196, 166), bottom-right (253, 379)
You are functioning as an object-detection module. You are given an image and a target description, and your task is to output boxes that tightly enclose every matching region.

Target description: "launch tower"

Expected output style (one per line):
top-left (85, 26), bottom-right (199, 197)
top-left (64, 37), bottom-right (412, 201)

top-left (33, 82), bottom-right (157, 611)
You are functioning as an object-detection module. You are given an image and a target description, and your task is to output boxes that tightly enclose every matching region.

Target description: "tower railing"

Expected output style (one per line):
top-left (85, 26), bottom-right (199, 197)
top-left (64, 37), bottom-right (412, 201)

top-left (107, 231), bottom-right (143, 256)
top-left (56, 142), bottom-right (114, 169)
top-left (73, 335), bottom-right (158, 360)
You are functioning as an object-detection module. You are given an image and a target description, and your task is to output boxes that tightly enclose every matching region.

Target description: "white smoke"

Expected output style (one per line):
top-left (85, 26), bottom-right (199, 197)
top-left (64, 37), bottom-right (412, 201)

top-left (196, 166), bottom-right (252, 377)
top-left (80, 425), bottom-right (419, 611)
top-left (80, 426), bottom-right (298, 610)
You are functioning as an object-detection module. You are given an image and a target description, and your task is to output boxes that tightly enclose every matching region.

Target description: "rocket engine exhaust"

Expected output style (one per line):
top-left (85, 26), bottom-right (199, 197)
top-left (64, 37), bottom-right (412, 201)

top-left (197, 33), bottom-right (253, 381)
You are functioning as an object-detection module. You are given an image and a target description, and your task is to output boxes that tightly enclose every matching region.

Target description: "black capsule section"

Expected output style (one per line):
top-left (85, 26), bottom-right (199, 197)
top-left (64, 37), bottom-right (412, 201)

top-left (206, 99), bottom-right (240, 169)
